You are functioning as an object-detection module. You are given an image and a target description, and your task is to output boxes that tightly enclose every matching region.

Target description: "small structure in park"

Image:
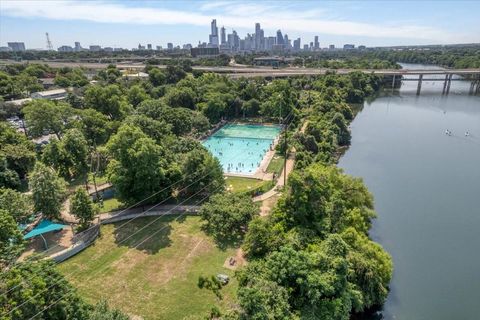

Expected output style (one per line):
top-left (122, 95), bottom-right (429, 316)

top-left (23, 219), bottom-right (68, 250)
top-left (30, 88), bottom-right (67, 100)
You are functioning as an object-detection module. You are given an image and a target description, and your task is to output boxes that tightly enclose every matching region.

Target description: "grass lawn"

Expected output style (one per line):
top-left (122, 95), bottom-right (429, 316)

top-left (99, 198), bottom-right (123, 213)
top-left (266, 154), bottom-right (284, 175)
top-left (57, 216), bottom-right (238, 320)
top-left (225, 176), bottom-right (267, 193)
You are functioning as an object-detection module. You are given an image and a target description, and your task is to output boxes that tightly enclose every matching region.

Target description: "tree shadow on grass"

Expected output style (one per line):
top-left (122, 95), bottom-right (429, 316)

top-left (201, 225), bottom-right (244, 251)
top-left (112, 215), bottom-right (187, 254)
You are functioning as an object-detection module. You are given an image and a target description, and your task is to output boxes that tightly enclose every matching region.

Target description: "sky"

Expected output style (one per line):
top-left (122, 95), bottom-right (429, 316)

top-left (1, 0), bottom-right (479, 50)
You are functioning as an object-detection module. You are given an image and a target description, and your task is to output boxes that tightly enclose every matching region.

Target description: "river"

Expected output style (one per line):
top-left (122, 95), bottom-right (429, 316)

top-left (339, 64), bottom-right (480, 320)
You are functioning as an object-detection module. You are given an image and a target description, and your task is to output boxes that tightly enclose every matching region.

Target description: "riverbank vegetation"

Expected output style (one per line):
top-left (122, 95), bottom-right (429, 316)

top-left (1, 60), bottom-right (391, 319)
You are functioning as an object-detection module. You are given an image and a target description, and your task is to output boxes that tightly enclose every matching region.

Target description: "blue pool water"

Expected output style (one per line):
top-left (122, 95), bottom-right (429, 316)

top-left (203, 124), bottom-right (281, 175)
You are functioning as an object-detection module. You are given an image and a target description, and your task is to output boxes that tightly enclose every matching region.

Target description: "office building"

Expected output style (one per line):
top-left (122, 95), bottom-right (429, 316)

top-left (147, 44), bottom-right (152, 50)
top-left (304, 44), bottom-right (309, 50)
top-left (7, 42), bottom-right (26, 52)
top-left (220, 26), bottom-right (226, 45)
top-left (358, 45), bottom-right (366, 50)
top-left (255, 23), bottom-right (265, 51)
top-left (191, 47), bottom-right (219, 57)
top-left (314, 36), bottom-right (319, 49)
top-left (276, 30), bottom-right (284, 45)
top-left (89, 45), bottom-right (101, 51)
top-left (227, 30), bottom-right (239, 51)
top-left (209, 19), bottom-right (219, 46)
top-left (58, 45), bottom-right (73, 52)
top-left (167, 43), bottom-right (174, 50)
top-left (329, 44), bottom-right (335, 50)
top-left (265, 36), bottom-right (276, 51)
top-left (74, 42), bottom-right (82, 51)
top-left (293, 38), bottom-right (301, 51)
top-left (343, 44), bottom-right (355, 50)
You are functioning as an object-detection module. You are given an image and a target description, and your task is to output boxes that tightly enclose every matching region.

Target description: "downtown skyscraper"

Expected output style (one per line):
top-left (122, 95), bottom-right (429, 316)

top-left (202, 19), bottom-right (321, 53)
top-left (208, 19), bottom-right (219, 46)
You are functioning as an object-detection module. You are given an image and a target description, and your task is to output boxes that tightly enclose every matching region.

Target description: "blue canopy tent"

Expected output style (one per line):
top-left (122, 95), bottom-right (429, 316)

top-left (23, 219), bottom-right (68, 249)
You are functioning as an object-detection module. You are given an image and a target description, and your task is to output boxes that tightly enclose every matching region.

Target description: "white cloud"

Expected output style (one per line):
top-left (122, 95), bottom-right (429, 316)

top-left (1, 0), bottom-right (475, 43)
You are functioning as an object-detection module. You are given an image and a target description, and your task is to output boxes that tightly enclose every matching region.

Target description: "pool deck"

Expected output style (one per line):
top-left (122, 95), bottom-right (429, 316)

top-left (224, 135), bottom-right (280, 180)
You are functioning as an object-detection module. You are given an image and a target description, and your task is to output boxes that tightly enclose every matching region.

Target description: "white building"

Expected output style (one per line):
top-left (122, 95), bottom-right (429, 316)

top-left (30, 89), bottom-right (67, 100)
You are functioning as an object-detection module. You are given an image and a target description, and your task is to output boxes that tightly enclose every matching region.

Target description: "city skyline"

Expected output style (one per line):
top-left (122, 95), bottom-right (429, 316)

top-left (1, 0), bottom-right (480, 50)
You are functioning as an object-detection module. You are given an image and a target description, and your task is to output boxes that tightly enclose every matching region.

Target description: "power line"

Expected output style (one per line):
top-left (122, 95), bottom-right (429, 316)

top-left (4, 141), bottom-right (252, 310)
top-left (1, 167), bottom-right (216, 296)
top-left (5, 180), bottom-right (219, 318)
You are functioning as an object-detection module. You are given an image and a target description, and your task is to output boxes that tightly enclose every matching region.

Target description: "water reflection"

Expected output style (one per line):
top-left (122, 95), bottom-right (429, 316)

top-left (340, 64), bottom-right (480, 320)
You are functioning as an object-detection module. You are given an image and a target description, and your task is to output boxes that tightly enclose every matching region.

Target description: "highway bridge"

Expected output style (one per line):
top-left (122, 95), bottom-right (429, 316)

top-left (1, 59), bottom-right (479, 95)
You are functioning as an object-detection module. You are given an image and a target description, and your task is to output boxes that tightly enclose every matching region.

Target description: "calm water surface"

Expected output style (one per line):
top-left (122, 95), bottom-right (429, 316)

top-left (339, 64), bottom-right (480, 320)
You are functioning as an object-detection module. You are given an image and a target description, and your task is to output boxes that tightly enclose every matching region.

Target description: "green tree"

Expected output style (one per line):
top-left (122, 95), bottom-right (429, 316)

top-left (164, 87), bottom-right (196, 109)
top-left (22, 100), bottom-right (74, 139)
top-left (198, 275), bottom-right (224, 300)
top-left (76, 108), bottom-right (110, 146)
top-left (165, 65), bottom-right (187, 84)
top-left (87, 300), bottom-right (129, 320)
top-left (41, 138), bottom-right (70, 178)
top-left (148, 68), bottom-right (166, 86)
top-left (0, 188), bottom-right (31, 223)
top-left (42, 129), bottom-right (89, 179)
top-left (242, 217), bottom-right (285, 259)
top-left (127, 85), bottom-right (149, 108)
top-left (237, 278), bottom-right (294, 320)
top-left (199, 96), bottom-right (226, 123)
top-left (0, 154), bottom-right (20, 189)
top-left (181, 148), bottom-right (224, 196)
top-left (61, 128), bottom-right (89, 178)
top-left (70, 188), bottom-right (98, 230)
top-left (29, 162), bottom-right (66, 219)
top-left (199, 193), bottom-right (258, 245)
top-left (106, 124), bottom-right (180, 205)
top-left (84, 84), bottom-right (131, 120)
top-left (0, 122), bottom-right (36, 180)
top-left (0, 259), bottom-right (89, 319)
top-left (0, 209), bottom-right (24, 265)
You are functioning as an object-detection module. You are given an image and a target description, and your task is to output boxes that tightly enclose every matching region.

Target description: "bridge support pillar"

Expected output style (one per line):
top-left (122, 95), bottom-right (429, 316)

top-left (442, 74), bottom-right (449, 94)
top-left (475, 80), bottom-right (480, 95)
top-left (446, 74), bottom-right (452, 94)
top-left (391, 75), bottom-right (396, 91)
top-left (469, 81), bottom-right (475, 95)
top-left (416, 74), bottom-right (423, 95)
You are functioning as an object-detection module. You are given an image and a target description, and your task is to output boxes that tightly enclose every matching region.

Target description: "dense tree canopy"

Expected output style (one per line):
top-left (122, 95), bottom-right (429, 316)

top-left (0, 209), bottom-right (24, 265)
top-left (0, 122), bottom-right (36, 183)
top-left (199, 193), bottom-right (258, 245)
top-left (106, 124), bottom-right (181, 205)
top-left (0, 188), bottom-right (31, 223)
top-left (23, 100), bottom-right (74, 139)
top-left (70, 188), bottom-right (98, 230)
top-left (0, 259), bottom-right (128, 319)
top-left (29, 162), bottom-right (66, 219)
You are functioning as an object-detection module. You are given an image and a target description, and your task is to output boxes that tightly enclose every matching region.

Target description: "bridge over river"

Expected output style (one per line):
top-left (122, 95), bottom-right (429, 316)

top-left (2, 59), bottom-right (479, 95)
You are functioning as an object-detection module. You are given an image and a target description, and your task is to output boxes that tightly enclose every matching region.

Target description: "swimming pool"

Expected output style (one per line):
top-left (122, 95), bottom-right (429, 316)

top-left (202, 123), bottom-right (282, 175)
